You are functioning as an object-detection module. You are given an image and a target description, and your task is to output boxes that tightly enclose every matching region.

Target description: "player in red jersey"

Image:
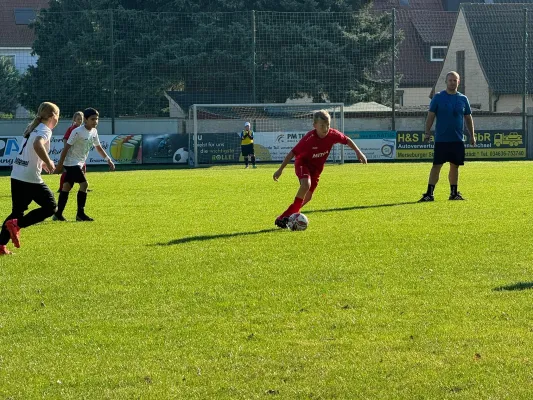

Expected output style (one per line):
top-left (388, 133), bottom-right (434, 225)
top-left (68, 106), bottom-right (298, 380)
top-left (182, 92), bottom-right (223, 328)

top-left (58, 111), bottom-right (84, 192)
top-left (273, 109), bottom-right (367, 229)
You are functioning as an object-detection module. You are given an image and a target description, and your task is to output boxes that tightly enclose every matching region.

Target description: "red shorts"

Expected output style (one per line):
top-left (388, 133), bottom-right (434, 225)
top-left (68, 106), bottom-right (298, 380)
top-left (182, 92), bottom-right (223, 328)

top-left (294, 159), bottom-right (322, 192)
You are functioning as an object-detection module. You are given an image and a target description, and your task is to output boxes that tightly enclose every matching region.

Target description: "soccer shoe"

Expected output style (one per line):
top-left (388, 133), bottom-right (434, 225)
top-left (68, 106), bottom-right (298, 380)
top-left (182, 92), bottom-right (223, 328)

top-left (418, 193), bottom-right (434, 202)
top-left (52, 213), bottom-right (68, 222)
top-left (5, 219), bottom-right (21, 248)
top-left (76, 213), bottom-right (94, 222)
top-left (275, 217), bottom-right (289, 229)
top-left (449, 192), bottom-right (465, 200)
top-left (252, 165), bottom-right (257, 169)
top-left (0, 245), bottom-right (12, 255)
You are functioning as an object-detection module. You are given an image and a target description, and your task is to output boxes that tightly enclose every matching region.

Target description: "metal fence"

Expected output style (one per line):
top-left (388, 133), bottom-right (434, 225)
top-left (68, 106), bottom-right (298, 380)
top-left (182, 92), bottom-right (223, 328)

top-left (0, 5), bottom-right (531, 135)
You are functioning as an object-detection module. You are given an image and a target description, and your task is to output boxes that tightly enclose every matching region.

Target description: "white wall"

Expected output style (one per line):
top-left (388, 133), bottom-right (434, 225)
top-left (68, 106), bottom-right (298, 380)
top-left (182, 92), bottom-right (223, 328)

top-left (434, 10), bottom-right (491, 110)
top-left (0, 47), bottom-right (37, 73)
top-left (400, 87), bottom-right (433, 108)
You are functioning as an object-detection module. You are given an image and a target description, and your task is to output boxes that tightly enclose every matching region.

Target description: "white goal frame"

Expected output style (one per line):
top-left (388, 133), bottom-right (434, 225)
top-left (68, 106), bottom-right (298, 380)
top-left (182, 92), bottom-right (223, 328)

top-left (190, 103), bottom-right (345, 168)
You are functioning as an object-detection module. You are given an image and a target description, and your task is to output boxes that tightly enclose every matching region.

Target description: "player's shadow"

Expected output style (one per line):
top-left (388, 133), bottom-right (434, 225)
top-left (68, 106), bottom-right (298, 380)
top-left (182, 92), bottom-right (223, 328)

top-left (305, 201), bottom-right (419, 214)
top-left (493, 282), bottom-right (533, 292)
top-left (154, 228), bottom-right (278, 246)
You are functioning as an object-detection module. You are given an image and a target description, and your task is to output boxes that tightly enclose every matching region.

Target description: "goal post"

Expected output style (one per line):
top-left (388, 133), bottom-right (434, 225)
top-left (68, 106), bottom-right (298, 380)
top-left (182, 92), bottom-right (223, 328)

top-left (189, 103), bottom-right (345, 167)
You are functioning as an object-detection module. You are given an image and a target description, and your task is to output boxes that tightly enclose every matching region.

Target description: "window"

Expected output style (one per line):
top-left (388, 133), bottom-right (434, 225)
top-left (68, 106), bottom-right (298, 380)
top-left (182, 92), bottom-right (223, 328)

top-left (395, 90), bottom-right (404, 107)
top-left (14, 8), bottom-right (37, 25)
top-left (0, 55), bottom-right (16, 65)
top-left (430, 46), bottom-right (447, 62)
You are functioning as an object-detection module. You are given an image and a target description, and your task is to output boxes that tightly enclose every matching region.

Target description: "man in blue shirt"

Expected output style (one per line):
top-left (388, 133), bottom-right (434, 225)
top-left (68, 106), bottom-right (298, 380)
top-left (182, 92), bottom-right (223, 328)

top-left (419, 71), bottom-right (476, 202)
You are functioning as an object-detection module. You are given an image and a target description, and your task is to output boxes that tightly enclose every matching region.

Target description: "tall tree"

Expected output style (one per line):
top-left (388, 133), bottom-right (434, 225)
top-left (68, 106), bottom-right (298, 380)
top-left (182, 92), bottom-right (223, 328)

top-left (0, 57), bottom-right (21, 116)
top-left (21, 0), bottom-right (394, 116)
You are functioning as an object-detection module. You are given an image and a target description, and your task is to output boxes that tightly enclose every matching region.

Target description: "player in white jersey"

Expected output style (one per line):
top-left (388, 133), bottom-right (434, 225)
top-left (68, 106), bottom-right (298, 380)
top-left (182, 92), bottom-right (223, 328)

top-left (0, 102), bottom-right (59, 255)
top-left (54, 108), bottom-right (115, 222)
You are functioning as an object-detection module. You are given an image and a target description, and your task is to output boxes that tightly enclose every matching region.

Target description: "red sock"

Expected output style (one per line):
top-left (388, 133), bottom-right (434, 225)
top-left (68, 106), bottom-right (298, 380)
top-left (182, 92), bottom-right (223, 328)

top-left (280, 197), bottom-right (304, 219)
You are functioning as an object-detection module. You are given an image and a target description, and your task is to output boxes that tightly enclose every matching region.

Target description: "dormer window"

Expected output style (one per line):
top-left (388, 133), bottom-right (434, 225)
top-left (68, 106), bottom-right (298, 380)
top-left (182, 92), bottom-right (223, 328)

top-left (14, 8), bottom-right (37, 25)
top-left (430, 46), bottom-right (447, 62)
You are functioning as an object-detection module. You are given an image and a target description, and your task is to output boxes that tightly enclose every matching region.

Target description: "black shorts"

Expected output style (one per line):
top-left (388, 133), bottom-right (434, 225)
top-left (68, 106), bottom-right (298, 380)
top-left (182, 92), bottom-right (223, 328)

top-left (64, 165), bottom-right (87, 185)
top-left (10, 178), bottom-right (56, 214)
top-left (241, 144), bottom-right (254, 157)
top-left (433, 141), bottom-right (465, 166)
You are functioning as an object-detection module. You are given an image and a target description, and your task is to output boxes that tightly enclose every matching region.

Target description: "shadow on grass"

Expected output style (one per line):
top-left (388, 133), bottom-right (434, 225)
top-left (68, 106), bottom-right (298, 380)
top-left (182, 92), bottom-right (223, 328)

top-left (304, 201), bottom-right (419, 214)
top-left (154, 228), bottom-right (279, 246)
top-left (493, 282), bottom-right (533, 292)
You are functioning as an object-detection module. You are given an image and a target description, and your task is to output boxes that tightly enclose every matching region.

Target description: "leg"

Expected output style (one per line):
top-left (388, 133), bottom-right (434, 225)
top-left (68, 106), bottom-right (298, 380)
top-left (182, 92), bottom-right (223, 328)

top-left (58, 171), bottom-right (66, 192)
top-left (76, 181), bottom-right (93, 221)
top-left (18, 183), bottom-right (57, 228)
top-left (0, 179), bottom-right (32, 246)
top-left (428, 164), bottom-right (443, 186)
top-left (449, 163), bottom-right (459, 186)
top-left (55, 181), bottom-right (72, 221)
top-left (302, 174), bottom-right (319, 207)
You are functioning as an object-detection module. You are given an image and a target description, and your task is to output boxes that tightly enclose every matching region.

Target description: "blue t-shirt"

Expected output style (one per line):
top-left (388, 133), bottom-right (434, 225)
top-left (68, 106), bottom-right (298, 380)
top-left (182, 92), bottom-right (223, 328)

top-left (429, 90), bottom-right (472, 142)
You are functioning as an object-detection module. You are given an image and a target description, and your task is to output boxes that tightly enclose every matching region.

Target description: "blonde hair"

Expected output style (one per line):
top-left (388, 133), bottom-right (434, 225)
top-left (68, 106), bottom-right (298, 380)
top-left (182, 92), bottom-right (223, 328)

top-left (313, 109), bottom-right (331, 124)
top-left (72, 111), bottom-right (84, 123)
top-left (23, 102), bottom-right (60, 138)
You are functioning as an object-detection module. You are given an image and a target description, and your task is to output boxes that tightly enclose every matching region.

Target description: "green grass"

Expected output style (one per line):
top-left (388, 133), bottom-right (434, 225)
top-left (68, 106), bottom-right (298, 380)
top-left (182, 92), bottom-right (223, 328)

top-left (1, 161), bottom-right (533, 399)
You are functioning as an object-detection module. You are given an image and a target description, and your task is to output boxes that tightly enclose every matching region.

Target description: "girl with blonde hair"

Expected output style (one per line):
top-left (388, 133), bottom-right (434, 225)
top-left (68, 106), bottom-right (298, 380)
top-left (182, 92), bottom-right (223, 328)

top-left (0, 102), bottom-right (60, 255)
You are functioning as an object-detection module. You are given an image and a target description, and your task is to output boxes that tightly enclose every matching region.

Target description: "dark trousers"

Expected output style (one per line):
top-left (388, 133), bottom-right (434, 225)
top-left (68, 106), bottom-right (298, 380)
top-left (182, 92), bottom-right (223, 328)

top-left (0, 178), bottom-right (57, 245)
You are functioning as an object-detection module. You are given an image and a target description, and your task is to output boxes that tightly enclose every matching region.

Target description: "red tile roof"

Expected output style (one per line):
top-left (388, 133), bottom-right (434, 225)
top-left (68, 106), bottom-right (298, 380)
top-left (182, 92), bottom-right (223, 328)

top-left (0, 0), bottom-right (49, 47)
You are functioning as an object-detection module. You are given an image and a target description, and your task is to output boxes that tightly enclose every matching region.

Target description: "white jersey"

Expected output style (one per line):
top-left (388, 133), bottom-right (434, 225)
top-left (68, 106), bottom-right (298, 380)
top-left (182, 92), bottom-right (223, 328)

top-left (64, 125), bottom-right (101, 167)
top-left (11, 123), bottom-right (52, 184)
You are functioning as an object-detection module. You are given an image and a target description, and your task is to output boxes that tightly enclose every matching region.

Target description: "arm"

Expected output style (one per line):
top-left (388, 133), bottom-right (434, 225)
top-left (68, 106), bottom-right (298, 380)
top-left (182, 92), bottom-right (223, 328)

top-left (346, 137), bottom-right (367, 164)
top-left (424, 111), bottom-right (436, 142)
top-left (33, 137), bottom-right (55, 174)
top-left (464, 114), bottom-right (476, 146)
top-left (55, 143), bottom-right (72, 173)
top-left (273, 150), bottom-right (294, 181)
top-left (95, 145), bottom-right (115, 171)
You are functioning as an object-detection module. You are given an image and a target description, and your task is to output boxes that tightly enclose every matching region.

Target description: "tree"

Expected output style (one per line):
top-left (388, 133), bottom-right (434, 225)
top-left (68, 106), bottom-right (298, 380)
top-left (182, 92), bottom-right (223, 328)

top-left (21, 0), bottom-right (395, 116)
top-left (0, 57), bottom-right (21, 116)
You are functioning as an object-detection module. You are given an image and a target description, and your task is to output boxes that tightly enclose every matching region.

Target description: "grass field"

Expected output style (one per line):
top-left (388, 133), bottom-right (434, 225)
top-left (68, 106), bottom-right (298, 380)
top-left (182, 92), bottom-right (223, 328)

top-left (0, 161), bottom-right (532, 399)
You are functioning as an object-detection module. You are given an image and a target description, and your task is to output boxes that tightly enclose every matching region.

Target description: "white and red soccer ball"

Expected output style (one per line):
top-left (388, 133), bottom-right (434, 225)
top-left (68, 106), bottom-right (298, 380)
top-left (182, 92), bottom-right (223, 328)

top-left (287, 213), bottom-right (308, 231)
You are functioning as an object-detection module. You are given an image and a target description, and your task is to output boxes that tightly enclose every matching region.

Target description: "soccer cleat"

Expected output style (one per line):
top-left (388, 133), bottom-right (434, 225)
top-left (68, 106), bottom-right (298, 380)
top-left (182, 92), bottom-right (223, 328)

top-left (252, 165), bottom-right (257, 169)
top-left (5, 219), bottom-right (21, 248)
top-left (76, 213), bottom-right (94, 222)
top-left (0, 245), bottom-right (12, 255)
top-left (52, 213), bottom-right (68, 222)
top-left (275, 217), bottom-right (289, 229)
top-left (418, 193), bottom-right (434, 202)
top-left (449, 192), bottom-right (465, 200)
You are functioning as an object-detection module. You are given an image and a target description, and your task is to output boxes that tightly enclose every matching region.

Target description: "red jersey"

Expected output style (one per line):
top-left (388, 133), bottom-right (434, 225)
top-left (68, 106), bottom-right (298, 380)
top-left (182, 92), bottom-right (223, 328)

top-left (291, 128), bottom-right (348, 170)
top-left (63, 124), bottom-right (77, 141)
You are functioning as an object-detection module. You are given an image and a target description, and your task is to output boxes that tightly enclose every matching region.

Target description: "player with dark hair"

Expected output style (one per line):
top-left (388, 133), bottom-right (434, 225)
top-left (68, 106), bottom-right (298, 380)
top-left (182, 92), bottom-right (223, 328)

top-left (53, 108), bottom-right (115, 222)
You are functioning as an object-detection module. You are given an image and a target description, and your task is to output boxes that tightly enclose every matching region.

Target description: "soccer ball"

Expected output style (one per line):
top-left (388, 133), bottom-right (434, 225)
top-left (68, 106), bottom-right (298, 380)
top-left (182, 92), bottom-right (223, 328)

top-left (287, 213), bottom-right (308, 231)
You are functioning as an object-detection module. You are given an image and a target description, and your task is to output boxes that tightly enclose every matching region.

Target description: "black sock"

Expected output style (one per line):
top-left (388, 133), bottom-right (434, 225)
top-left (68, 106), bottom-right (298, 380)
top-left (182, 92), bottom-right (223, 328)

top-left (427, 184), bottom-right (435, 196)
top-left (57, 191), bottom-right (69, 215)
top-left (245, 158), bottom-right (249, 167)
top-left (251, 155), bottom-right (256, 166)
top-left (77, 191), bottom-right (87, 215)
top-left (451, 185), bottom-right (458, 196)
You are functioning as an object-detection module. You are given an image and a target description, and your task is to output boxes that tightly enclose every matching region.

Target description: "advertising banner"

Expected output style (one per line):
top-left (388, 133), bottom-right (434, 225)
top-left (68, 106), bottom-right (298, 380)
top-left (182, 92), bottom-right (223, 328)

top-left (345, 131), bottom-right (396, 160)
top-left (142, 134), bottom-right (190, 164)
top-left (396, 130), bottom-right (527, 160)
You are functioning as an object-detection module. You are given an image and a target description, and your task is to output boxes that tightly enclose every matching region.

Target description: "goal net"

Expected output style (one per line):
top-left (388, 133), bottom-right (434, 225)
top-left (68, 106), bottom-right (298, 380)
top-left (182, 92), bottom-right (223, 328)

top-left (189, 103), bottom-right (345, 167)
